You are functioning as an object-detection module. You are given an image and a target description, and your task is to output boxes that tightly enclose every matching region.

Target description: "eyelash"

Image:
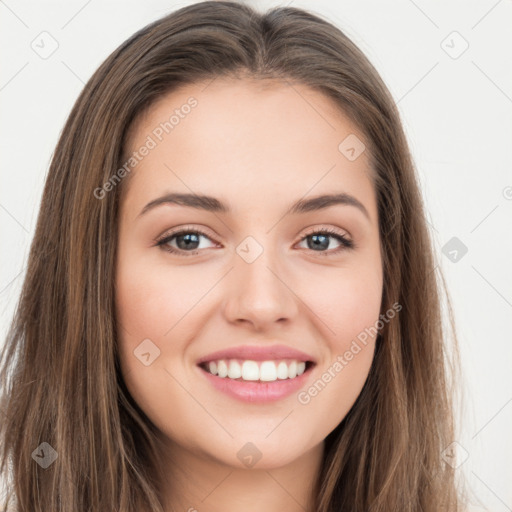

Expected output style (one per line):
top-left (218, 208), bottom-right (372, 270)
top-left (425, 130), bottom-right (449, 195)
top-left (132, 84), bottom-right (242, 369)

top-left (155, 225), bottom-right (354, 257)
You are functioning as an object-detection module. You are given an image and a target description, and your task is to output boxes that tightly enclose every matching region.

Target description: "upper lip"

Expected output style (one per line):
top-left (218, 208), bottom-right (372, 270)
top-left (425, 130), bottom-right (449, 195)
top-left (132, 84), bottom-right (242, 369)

top-left (196, 344), bottom-right (316, 365)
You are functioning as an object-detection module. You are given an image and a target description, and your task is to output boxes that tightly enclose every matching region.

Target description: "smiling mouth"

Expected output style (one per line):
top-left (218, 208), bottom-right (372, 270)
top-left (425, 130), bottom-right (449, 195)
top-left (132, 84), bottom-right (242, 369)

top-left (198, 359), bottom-right (316, 383)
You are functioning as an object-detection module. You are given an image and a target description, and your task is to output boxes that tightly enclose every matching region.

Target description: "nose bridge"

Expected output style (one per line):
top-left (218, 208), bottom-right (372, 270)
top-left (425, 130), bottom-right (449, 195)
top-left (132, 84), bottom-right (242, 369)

top-left (223, 234), bottom-right (298, 327)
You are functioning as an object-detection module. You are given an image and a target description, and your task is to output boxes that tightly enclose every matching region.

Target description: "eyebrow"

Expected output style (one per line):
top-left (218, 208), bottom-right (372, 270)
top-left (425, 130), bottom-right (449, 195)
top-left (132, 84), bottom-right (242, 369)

top-left (137, 192), bottom-right (370, 220)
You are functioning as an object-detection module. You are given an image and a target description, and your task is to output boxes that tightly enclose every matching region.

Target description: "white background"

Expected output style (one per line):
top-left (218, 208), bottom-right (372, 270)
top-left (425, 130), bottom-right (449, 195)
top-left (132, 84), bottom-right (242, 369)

top-left (1, 0), bottom-right (511, 510)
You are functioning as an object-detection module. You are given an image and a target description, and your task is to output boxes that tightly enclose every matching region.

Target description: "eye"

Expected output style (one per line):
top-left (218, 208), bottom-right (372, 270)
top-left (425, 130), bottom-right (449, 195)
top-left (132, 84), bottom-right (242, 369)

top-left (155, 226), bottom-right (218, 256)
top-left (155, 226), bottom-right (354, 257)
top-left (296, 227), bottom-right (354, 255)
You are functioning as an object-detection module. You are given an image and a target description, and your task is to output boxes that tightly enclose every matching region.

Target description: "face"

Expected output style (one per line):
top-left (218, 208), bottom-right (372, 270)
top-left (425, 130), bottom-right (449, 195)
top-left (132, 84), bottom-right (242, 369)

top-left (115, 77), bottom-right (383, 470)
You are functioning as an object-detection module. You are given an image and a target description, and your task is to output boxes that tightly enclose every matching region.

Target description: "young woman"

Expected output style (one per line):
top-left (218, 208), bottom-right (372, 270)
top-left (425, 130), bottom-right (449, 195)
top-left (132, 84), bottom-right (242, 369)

top-left (0, 1), bottom-right (465, 510)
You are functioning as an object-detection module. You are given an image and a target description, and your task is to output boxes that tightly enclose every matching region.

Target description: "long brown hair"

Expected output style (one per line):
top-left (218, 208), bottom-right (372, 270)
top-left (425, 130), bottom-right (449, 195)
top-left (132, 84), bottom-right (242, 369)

top-left (0, 1), bottom-right (465, 510)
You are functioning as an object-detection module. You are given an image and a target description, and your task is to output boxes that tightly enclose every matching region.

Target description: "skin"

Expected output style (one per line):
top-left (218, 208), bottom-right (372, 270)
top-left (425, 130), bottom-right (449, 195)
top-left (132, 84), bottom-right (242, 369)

top-left (115, 76), bottom-right (383, 512)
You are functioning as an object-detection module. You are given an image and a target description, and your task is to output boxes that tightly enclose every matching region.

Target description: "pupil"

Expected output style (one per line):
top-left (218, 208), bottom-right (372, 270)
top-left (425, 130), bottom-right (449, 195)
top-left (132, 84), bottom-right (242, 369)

top-left (177, 233), bottom-right (200, 250)
top-left (308, 234), bottom-right (328, 251)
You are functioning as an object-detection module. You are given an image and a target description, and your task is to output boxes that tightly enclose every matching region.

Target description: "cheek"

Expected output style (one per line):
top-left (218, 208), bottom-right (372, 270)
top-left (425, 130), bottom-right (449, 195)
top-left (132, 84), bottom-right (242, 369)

top-left (115, 254), bottom-right (207, 341)
top-left (114, 256), bottom-right (203, 424)
top-left (294, 264), bottom-right (382, 422)
top-left (305, 263), bottom-right (383, 343)
top-left (114, 254), bottom-right (189, 394)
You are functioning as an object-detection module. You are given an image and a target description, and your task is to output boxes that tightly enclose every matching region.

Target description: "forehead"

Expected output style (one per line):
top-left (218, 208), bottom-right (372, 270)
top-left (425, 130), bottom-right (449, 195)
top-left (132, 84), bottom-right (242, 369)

top-left (121, 77), bottom-right (376, 222)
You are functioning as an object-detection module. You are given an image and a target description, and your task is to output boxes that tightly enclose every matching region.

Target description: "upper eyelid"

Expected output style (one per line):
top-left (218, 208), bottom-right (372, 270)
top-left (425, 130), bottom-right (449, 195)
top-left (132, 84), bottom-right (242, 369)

top-left (157, 225), bottom-right (351, 243)
top-left (157, 224), bottom-right (215, 240)
top-left (301, 225), bottom-right (351, 239)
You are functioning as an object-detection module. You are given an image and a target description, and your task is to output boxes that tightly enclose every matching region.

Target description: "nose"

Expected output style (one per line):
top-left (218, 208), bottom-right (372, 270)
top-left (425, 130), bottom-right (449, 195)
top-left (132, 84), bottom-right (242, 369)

top-left (222, 244), bottom-right (299, 330)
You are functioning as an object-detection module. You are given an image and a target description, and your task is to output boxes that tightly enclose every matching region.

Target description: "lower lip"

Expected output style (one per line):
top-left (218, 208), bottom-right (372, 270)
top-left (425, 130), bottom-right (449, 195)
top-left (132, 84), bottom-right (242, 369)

top-left (197, 364), bottom-right (315, 403)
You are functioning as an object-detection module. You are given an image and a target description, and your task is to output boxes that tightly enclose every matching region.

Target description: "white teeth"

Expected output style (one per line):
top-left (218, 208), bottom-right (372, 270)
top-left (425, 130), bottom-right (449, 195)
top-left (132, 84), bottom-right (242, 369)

top-left (277, 361), bottom-right (289, 379)
top-left (203, 359), bottom-right (310, 382)
top-left (288, 361), bottom-right (297, 379)
top-left (227, 360), bottom-right (242, 379)
top-left (242, 361), bottom-right (259, 381)
top-left (259, 361), bottom-right (277, 381)
top-left (217, 360), bottom-right (228, 378)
